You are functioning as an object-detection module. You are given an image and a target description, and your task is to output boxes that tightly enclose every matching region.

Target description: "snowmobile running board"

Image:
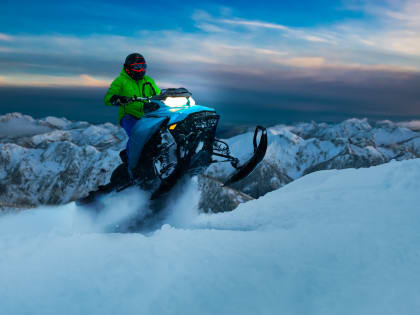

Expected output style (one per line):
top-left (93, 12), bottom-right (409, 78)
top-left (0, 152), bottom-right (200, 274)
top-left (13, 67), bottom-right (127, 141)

top-left (223, 126), bottom-right (268, 186)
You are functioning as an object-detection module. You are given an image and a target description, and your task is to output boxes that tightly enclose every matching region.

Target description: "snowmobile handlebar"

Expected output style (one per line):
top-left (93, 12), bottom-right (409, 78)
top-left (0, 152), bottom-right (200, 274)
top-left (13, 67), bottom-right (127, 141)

top-left (124, 96), bottom-right (160, 114)
top-left (128, 96), bottom-right (151, 103)
top-left (127, 88), bottom-right (193, 104)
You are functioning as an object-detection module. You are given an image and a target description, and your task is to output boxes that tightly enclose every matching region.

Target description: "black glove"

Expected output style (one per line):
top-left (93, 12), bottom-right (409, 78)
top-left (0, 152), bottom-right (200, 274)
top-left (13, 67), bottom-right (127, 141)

top-left (143, 102), bottom-right (159, 113)
top-left (110, 95), bottom-right (131, 106)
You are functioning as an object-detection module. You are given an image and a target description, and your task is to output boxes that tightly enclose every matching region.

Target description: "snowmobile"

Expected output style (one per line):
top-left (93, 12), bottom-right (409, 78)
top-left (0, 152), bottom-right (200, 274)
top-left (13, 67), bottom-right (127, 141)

top-left (77, 88), bottom-right (267, 207)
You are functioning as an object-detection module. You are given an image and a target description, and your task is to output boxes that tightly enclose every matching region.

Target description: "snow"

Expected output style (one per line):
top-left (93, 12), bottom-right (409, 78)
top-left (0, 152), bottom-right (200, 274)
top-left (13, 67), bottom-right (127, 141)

top-left (379, 120), bottom-right (420, 132)
top-left (0, 113), bottom-right (126, 206)
top-left (373, 127), bottom-right (417, 146)
top-left (43, 116), bottom-right (70, 129)
top-left (398, 120), bottom-right (420, 131)
top-left (1, 159), bottom-right (420, 314)
top-left (0, 115), bottom-right (52, 138)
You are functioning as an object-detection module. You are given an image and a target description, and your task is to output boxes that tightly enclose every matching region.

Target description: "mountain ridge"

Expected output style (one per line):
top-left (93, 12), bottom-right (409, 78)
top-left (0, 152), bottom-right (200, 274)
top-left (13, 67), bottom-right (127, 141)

top-left (1, 112), bottom-right (419, 211)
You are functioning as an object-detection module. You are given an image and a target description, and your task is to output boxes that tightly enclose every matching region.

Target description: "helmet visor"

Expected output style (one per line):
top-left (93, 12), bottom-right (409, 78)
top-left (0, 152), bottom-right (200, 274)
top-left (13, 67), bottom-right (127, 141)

top-left (130, 63), bottom-right (147, 72)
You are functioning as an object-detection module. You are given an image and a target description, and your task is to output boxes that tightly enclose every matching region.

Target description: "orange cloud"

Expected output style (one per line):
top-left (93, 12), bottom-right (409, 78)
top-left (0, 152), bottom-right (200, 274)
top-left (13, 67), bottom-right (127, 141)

top-left (287, 57), bottom-right (326, 68)
top-left (79, 74), bottom-right (110, 87)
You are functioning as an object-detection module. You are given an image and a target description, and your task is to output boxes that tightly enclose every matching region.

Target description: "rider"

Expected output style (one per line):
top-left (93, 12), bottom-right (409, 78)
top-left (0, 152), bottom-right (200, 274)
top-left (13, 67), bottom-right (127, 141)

top-left (104, 53), bottom-right (160, 162)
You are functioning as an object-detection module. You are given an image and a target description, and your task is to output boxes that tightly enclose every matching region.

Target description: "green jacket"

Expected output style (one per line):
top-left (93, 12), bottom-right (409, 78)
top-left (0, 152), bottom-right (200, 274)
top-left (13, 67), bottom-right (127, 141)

top-left (104, 69), bottom-right (160, 122)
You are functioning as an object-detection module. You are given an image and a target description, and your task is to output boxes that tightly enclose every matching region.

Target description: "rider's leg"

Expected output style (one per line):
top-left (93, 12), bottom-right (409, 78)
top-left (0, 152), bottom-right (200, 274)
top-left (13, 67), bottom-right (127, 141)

top-left (120, 115), bottom-right (139, 162)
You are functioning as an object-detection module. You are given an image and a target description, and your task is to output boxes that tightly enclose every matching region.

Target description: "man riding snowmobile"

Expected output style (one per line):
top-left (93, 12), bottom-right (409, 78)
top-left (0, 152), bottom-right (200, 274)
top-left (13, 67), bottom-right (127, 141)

top-left (105, 53), bottom-right (160, 164)
top-left (78, 55), bottom-right (268, 212)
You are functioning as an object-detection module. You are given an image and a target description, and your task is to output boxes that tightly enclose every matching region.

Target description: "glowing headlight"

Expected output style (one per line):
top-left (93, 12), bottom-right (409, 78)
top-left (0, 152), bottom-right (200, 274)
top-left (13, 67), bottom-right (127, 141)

top-left (163, 96), bottom-right (196, 107)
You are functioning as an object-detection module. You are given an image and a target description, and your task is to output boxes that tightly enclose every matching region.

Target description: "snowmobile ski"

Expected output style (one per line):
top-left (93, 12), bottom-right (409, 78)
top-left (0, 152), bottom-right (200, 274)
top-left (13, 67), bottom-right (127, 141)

top-left (223, 126), bottom-right (267, 186)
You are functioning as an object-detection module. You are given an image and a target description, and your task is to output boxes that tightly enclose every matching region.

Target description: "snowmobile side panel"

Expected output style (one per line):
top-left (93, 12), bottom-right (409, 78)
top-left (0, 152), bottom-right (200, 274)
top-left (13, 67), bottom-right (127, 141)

top-left (142, 100), bottom-right (214, 121)
top-left (128, 116), bottom-right (168, 171)
top-left (166, 105), bottom-right (216, 125)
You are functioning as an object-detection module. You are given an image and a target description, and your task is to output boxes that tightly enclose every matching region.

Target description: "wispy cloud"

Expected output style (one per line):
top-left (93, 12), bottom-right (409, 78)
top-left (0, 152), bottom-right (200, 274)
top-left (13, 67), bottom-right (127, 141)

top-left (275, 57), bottom-right (326, 68)
top-left (0, 33), bottom-right (13, 41)
top-left (193, 11), bottom-right (337, 45)
top-left (0, 74), bottom-right (110, 87)
top-left (190, 6), bottom-right (420, 70)
top-left (0, 2), bottom-right (419, 94)
top-left (220, 18), bottom-right (290, 31)
top-left (340, 0), bottom-right (420, 56)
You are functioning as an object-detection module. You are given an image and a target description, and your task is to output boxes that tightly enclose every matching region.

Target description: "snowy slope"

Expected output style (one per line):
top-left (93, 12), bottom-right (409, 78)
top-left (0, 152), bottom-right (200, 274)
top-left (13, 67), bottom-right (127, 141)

top-left (1, 159), bottom-right (420, 315)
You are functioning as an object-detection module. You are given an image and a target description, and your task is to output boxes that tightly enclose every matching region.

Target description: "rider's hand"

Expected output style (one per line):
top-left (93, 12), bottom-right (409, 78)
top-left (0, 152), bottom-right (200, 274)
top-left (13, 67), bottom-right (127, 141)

top-left (110, 95), bottom-right (131, 106)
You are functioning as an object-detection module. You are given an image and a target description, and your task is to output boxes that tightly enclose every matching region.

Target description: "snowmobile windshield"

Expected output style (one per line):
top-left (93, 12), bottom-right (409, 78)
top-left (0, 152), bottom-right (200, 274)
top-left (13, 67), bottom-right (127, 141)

top-left (163, 96), bottom-right (196, 107)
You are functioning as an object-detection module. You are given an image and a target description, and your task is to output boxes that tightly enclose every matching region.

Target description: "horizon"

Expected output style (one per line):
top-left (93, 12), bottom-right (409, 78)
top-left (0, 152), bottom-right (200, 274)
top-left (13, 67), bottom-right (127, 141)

top-left (1, 0), bottom-right (420, 126)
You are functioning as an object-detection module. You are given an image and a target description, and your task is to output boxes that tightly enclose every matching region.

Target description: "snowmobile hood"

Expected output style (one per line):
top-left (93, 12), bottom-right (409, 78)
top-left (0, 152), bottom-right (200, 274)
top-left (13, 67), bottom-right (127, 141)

top-left (143, 101), bottom-right (216, 125)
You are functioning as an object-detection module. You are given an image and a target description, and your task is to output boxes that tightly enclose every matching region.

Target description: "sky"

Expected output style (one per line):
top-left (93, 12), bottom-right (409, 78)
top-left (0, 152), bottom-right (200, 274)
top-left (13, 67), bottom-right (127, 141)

top-left (1, 0), bottom-right (420, 127)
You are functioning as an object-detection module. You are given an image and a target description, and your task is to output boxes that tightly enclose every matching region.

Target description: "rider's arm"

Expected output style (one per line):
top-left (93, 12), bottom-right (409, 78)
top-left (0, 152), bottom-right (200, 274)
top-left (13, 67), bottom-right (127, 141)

top-left (152, 79), bottom-right (161, 96)
top-left (104, 77), bottom-right (123, 106)
top-left (147, 77), bottom-right (161, 96)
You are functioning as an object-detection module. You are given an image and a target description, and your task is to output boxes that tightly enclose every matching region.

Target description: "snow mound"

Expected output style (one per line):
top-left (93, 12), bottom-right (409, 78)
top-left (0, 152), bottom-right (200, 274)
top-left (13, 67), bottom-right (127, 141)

top-left (1, 159), bottom-right (420, 314)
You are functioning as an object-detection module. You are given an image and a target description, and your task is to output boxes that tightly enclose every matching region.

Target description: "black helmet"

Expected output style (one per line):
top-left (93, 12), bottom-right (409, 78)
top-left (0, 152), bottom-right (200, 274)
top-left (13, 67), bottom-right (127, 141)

top-left (124, 53), bottom-right (147, 81)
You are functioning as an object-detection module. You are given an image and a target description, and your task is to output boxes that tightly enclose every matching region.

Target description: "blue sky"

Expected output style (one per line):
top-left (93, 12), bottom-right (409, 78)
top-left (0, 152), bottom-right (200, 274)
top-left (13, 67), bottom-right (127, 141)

top-left (1, 0), bottom-right (420, 125)
top-left (3, 0), bottom-right (365, 35)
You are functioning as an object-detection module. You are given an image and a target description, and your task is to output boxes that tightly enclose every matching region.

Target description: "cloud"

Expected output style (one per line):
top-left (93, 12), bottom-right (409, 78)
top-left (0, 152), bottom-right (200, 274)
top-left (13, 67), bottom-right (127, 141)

top-left (358, 0), bottom-right (420, 27)
top-left (0, 74), bottom-right (111, 87)
top-left (220, 18), bottom-right (290, 31)
top-left (190, 6), bottom-right (420, 67)
top-left (2, 69), bottom-right (420, 128)
top-left (301, 35), bottom-right (332, 43)
top-left (281, 57), bottom-right (326, 68)
top-left (0, 27), bottom-right (417, 85)
top-left (197, 13), bottom-right (336, 45)
top-left (0, 116), bottom-right (52, 138)
top-left (0, 33), bottom-right (12, 41)
top-left (0, 46), bottom-right (12, 52)
top-left (1, 1), bottom-right (419, 84)
top-left (340, 0), bottom-right (420, 56)
top-left (79, 74), bottom-right (109, 87)
top-left (397, 121), bottom-right (420, 131)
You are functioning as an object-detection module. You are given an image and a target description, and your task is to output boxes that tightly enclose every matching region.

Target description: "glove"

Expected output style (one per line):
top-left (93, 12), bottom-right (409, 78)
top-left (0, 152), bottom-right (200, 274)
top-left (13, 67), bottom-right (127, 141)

top-left (143, 102), bottom-right (159, 113)
top-left (110, 95), bottom-right (131, 106)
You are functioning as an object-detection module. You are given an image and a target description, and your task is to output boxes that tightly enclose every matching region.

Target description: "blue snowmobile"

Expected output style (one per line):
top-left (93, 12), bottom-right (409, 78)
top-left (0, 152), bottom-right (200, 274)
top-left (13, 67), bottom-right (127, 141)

top-left (78, 88), bottom-right (267, 206)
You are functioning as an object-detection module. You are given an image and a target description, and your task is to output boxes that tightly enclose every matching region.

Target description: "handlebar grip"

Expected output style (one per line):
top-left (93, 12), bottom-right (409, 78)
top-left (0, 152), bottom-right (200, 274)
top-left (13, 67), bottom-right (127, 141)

top-left (131, 96), bottom-right (150, 102)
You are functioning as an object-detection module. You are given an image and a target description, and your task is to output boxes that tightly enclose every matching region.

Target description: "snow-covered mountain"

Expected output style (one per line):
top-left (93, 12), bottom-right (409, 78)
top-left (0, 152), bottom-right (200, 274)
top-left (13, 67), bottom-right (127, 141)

top-left (1, 112), bottom-right (420, 211)
top-left (1, 159), bottom-right (419, 315)
top-left (209, 118), bottom-right (420, 202)
top-left (0, 113), bottom-right (125, 208)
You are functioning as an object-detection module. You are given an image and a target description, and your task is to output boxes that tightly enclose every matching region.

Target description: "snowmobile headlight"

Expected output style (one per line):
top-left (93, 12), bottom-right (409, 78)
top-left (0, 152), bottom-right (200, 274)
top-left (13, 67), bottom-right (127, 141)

top-left (169, 123), bottom-right (177, 130)
top-left (163, 96), bottom-right (196, 107)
